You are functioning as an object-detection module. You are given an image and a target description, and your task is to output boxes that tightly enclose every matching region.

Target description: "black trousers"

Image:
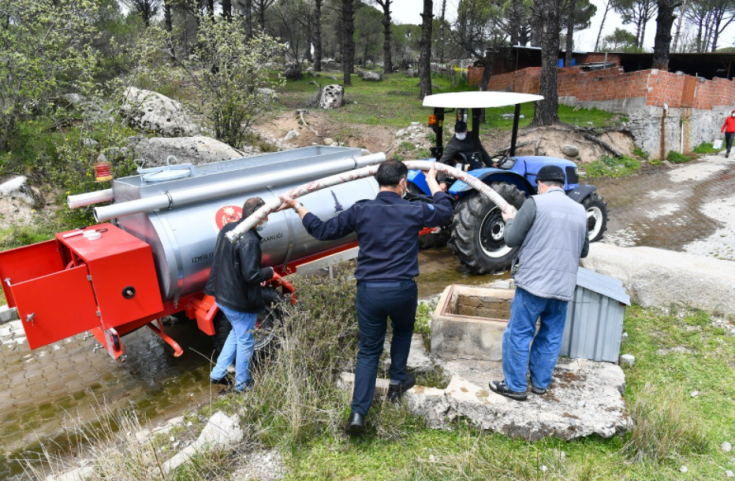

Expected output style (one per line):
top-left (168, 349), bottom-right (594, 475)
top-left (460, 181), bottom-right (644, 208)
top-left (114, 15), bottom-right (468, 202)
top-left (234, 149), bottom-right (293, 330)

top-left (351, 280), bottom-right (418, 416)
top-left (726, 132), bottom-right (735, 154)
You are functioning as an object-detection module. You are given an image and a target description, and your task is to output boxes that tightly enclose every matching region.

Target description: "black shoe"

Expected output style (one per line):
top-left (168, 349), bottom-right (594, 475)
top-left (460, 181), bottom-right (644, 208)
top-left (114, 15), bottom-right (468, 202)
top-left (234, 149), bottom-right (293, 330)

top-left (488, 380), bottom-right (527, 401)
top-left (530, 383), bottom-right (547, 395)
top-left (236, 379), bottom-right (254, 393)
top-left (345, 412), bottom-right (364, 436)
top-left (387, 373), bottom-right (416, 402)
top-left (210, 376), bottom-right (233, 386)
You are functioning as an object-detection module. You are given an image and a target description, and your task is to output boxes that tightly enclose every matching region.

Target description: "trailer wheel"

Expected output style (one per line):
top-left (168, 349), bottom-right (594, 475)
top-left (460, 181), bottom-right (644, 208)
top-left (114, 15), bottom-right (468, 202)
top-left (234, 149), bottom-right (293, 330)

top-left (582, 193), bottom-right (608, 243)
top-left (450, 182), bottom-right (526, 274)
top-left (211, 287), bottom-right (285, 357)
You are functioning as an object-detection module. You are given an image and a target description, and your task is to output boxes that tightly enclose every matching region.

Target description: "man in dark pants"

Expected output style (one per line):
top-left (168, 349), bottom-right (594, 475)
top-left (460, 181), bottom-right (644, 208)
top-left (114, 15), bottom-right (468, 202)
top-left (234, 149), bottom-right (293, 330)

top-left (488, 166), bottom-right (589, 401)
top-left (205, 197), bottom-right (274, 392)
top-left (437, 121), bottom-right (493, 191)
top-left (279, 161), bottom-right (453, 436)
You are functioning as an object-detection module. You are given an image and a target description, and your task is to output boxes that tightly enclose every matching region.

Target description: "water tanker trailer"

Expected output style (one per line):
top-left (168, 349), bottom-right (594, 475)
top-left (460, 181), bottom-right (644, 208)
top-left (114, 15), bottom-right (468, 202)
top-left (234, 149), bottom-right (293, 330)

top-left (0, 147), bottom-right (385, 361)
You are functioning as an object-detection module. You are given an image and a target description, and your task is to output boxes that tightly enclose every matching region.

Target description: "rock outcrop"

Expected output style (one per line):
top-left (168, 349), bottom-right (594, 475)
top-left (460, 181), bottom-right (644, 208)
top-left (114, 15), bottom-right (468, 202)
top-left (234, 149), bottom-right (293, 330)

top-left (133, 136), bottom-right (244, 166)
top-left (319, 84), bottom-right (344, 110)
top-left (0, 176), bottom-right (45, 229)
top-left (121, 87), bottom-right (201, 137)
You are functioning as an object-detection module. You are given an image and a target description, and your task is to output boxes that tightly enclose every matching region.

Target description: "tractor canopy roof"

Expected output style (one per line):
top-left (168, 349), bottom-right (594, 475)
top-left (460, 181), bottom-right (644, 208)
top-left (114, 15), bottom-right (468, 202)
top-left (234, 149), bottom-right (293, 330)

top-left (423, 92), bottom-right (544, 109)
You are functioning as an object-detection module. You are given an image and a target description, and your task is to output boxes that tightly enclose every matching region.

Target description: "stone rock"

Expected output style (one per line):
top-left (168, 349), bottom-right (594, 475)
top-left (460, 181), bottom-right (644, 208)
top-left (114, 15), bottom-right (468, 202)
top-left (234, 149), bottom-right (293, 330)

top-left (362, 71), bottom-right (381, 81)
top-left (340, 357), bottom-right (629, 441)
top-left (133, 136), bottom-right (244, 167)
top-left (256, 88), bottom-right (279, 101)
top-left (283, 62), bottom-right (303, 81)
top-left (47, 466), bottom-right (94, 481)
top-left (284, 130), bottom-right (299, 141)
top-left (323, 137), bottom-right (334, 146)
top-left (306, 67), bottom-right (314, 73)
top-left (319, 84), bottom-right (344, 110)
top-left (620, 354), bottom-right (635, 367)
top-left (680, 466), bottom-right (688, 473)
top-left (121, 87), bottom-right (200, 137)
top-left (0, 176), bottom-right (44, 210)
top-left (83, 138), bottom-right (98, 147)
top-left (384, 334), bottom-right (433, 373)
top-left (561, 144), bottom-right (580, 157)
top-left (581, 243), bottom-right (735, 317)
top-left (231, 450), bottom-right (286, 481)
top-left (59, 93), bottom-right (87, 107)
top-left (406, 69), bottom-right (418, 78)
top-left (163, 411), bottom-right (243, 474)
top-left (723, 441), bottom-right (733, 452)
top-left (726, 470), bottom-right (734, 478)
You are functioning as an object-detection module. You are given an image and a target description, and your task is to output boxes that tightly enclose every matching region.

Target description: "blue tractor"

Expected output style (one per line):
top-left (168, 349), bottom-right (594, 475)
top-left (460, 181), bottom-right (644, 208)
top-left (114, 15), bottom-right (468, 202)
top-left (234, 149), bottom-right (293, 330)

top-left (407, 92), bottom-right (608, 274)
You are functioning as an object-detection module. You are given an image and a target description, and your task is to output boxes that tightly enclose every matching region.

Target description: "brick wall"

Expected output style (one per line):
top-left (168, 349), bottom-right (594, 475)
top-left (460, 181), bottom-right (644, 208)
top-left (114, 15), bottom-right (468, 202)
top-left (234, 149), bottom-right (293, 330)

top-left (472, 66), bottom-right (735, 110)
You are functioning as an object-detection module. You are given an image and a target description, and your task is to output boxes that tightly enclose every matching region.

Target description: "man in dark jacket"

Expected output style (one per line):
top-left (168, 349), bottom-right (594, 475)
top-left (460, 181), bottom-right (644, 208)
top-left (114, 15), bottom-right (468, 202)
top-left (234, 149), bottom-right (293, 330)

top-left (437, 120), bottom-right (493, 191)
top-left (205, 197), bottom-right (274, 392)
top-left (278, 161), bottom-right (453, 436)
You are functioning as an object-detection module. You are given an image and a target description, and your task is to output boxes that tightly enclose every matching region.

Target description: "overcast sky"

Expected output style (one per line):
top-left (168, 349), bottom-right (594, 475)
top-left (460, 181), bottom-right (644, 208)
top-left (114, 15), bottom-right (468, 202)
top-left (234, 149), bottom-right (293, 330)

top-left (391, 0), bottom-right (735, 52)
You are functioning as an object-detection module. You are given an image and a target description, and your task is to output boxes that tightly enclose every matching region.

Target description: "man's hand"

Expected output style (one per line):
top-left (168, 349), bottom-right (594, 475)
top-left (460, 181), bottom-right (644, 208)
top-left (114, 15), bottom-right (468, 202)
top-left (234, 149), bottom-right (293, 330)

top-left (501, 205), bottom-right (517, 222)
top-left (426, 164), bottom-right (438, 182)
top-left (279, 194), bottom-right (299, 209)
top-left (439, 182), bottom-right (448, 193)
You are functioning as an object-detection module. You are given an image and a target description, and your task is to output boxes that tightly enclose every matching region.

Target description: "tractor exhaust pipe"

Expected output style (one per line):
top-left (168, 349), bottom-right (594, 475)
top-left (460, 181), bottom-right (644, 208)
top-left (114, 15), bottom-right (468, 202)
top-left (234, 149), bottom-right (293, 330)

top-left (226, 160), bottom-right (512, 244)
top-left (93, 153), bottom-right (386, 223)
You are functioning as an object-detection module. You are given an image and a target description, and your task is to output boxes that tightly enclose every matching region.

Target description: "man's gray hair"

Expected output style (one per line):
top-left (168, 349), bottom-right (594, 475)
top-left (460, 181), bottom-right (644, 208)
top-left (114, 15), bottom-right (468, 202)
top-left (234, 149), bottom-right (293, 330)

top-left (242, 197), bottom-right (266, 220)
top-left (539, 180), bottom-right (564, 188)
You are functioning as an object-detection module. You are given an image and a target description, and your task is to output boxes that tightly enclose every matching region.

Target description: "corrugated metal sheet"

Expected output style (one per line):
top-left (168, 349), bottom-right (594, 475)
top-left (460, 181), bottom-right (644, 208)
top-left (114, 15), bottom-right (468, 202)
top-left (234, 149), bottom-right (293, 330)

top-left (559, 268), bottom-right (629, 363)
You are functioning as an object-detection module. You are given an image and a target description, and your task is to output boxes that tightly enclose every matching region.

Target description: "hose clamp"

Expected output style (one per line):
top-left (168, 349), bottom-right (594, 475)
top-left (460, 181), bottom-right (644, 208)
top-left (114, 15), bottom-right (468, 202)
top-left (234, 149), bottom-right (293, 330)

top-left (165, 191), bottom-right (174, 210)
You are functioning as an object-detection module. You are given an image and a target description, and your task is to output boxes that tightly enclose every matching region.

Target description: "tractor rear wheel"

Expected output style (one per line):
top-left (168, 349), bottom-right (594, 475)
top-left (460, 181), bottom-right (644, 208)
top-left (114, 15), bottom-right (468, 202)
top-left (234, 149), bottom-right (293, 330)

top-left (582, 193), bottom-right (608, 242)
top-left (450, 182), bottom-right (526, 274)
top-left (407, 184), bottom-right (452, 249)
top-left (211, 287), bottom-right (285, 358)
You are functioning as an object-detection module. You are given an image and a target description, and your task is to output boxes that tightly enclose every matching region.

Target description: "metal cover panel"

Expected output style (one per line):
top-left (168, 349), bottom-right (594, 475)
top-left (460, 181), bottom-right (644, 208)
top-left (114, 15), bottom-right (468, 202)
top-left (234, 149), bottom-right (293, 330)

top-left (0, 240), bottom-right (65, 308)
top-left (561, 287), bottom-right (625, 363)
top-left (12, 265), bottom-right (100, 350)
top-left (576, 267), bottom-right (630, 305)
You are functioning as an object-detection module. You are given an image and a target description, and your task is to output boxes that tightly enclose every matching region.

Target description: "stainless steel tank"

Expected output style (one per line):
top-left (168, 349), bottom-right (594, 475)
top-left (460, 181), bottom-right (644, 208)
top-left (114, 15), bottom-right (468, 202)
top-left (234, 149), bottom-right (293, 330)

top-left (110, 147), bottom-right (380, 304)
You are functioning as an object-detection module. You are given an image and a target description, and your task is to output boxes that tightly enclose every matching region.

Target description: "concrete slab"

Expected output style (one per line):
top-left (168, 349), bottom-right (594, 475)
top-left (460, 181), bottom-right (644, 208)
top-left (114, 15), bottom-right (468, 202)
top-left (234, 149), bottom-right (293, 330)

top-left (339, 357), bottom-right (628, 441)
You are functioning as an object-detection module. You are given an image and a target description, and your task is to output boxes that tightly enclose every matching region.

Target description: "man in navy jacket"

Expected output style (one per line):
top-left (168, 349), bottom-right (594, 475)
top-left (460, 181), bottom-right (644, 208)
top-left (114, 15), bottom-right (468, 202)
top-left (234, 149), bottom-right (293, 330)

top-left (279, 160), bottom-right (453, 435)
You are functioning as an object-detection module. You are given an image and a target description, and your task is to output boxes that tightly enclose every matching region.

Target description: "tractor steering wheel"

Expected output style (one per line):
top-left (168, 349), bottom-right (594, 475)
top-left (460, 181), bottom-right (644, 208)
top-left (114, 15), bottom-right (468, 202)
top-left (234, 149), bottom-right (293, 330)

top-left (490, 153), bottom-right (510, 168)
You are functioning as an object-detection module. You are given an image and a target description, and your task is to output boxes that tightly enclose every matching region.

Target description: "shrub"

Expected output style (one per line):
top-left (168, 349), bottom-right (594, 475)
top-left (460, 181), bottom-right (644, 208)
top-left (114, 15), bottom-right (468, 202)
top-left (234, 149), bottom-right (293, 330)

top-left (633, 146), bottom-right (649, 159)
top-left (692, 142), bottom-right (720, 154)
top-left (583, 155), bottom-right (640, 179)
top-left (666, 151), bottom-right (692, 164)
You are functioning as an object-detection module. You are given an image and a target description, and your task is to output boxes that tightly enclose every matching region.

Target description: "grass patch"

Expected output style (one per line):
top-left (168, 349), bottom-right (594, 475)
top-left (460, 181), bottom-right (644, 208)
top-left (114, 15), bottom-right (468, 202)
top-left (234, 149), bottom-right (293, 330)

top-left (667, 150), bottom-right (693, 163)
top-left (692, 142), bottom-right (721, 155)
top-left (276, 74), bottom-right (615, 131)
top-left (583, 155), bottom-right (641, 179)
top-left (399, 141), bottom-right (416, 151)
top-left (633, 146), bottom-right (649, 159)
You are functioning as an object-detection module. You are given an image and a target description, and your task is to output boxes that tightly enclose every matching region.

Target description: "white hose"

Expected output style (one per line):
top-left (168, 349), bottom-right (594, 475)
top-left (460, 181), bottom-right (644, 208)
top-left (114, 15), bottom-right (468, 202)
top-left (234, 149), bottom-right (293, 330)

top-left (67, 189), bottom-right (114, 209)
top-left (226, 161), bottom-right (512, 244)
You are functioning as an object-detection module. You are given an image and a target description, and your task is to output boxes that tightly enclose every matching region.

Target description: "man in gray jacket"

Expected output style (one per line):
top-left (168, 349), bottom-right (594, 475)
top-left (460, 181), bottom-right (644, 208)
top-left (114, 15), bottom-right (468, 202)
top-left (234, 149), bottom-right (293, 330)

top-left (489, 165), bottom-right (589, 401)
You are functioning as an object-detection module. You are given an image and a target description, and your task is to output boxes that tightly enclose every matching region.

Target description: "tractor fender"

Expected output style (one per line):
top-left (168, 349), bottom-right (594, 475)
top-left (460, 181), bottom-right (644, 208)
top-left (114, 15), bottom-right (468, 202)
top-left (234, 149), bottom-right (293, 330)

top-left (566, 184), bottom-right (598, 204)
top-left (449, 168), bottom-right (535, 197)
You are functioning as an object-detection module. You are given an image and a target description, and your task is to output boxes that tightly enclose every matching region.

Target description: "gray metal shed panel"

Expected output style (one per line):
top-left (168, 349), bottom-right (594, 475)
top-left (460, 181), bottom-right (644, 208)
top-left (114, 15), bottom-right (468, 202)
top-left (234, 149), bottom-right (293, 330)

top-left (560, 285), bottom-right (626, 363)
top-left (576, 267), bottom-right (630, 306)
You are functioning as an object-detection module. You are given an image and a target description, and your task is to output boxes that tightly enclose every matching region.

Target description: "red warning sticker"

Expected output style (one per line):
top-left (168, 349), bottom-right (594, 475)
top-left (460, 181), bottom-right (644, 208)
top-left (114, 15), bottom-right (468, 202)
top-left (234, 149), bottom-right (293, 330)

top-left (214, 205), bottom-right (243, 230)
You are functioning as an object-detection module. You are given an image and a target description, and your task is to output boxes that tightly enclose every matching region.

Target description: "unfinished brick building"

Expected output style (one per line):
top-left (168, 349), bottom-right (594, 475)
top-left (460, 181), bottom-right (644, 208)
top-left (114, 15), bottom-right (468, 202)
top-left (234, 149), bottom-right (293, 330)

top-left (469, 50), bottom-right (735, 159)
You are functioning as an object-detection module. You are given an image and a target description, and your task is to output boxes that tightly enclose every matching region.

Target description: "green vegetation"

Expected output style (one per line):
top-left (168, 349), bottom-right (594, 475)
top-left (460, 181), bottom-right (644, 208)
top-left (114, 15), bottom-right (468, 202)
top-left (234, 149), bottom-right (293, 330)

top-left (693, 142), bottom-right (721, 155)
top-left (399, 141), bottom-right (416, 151)
top-left (633, 146), bottom-right (649, 159)
top-left (667, 150), bottom-right (694, 164)
top-left (583, 155), bottom-right (641, 179)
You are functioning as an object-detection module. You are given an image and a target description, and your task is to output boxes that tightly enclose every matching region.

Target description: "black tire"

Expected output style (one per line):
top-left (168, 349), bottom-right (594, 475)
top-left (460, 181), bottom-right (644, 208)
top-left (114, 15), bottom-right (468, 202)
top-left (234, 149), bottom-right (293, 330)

top-left (407, 183), bottom-right (452, 250)
top-left (582, 193), bottom-right (608, 243)
top-left (211, 287), bottom-right (285, 357)
top-left (450, 182), bottom-right (527, 274)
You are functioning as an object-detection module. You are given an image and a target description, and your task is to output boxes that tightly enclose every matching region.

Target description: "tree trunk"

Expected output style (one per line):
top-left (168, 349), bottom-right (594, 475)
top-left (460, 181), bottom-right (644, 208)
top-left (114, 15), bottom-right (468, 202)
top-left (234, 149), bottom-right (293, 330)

top-left (314, 0), bottom-right (323, 71)
top-left (208, 0), bottom-right (215, 19)
top-left (639, 10), bottom-right (648, 49)
top-left (565, 0), bottom-right (575, 66)
top-left (672, 0), bottom-right (687, 51)
top-left (479, 49), bottom-right (494, 91)
top-left (164, 1), bottom-right (173, 31)
top-left (260, 5), bottom-right (266, 31)
top-left (652, 0), bottom-right (677, 70)
top-left (223, 0), bottom-right (232, 21)
top-left (594, 0), bottom-right (610, 51)
top-left (418, 0), bottom-right (433, 99)
top-left (533, 0), bottom-right (561, 126)
top-left (439, 0), bottom-right (447, 63)
top-left (244, 0), bottom-right (253, 38)
top-left (510, 0), bottom-right (521, 45)
top-left (381, 0), bottom-right (393, 74)
top-left (711, 12), bottom-right (722, 52)
top-left (342, 0), bottom-right (355, 86)
top-left (530, 4), bottom-right (543, 47)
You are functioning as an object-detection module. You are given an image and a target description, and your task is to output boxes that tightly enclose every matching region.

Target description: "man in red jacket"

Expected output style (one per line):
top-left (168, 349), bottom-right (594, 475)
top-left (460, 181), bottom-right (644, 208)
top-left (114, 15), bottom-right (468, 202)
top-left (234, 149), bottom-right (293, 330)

top-left (720, 109), bottom-right (735, 158)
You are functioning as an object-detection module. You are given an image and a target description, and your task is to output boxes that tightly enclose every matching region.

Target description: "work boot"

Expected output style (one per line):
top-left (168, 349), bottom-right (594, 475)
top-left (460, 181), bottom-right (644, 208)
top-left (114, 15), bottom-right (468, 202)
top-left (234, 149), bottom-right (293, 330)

top-left (387, 373), bottom-right (416, 402)
top-left (210, 376), bottom-right (233, 387)
top-left (345, 411), bottom-right (364, 437)
top-left (488, 380), bottom-right (528, 401)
